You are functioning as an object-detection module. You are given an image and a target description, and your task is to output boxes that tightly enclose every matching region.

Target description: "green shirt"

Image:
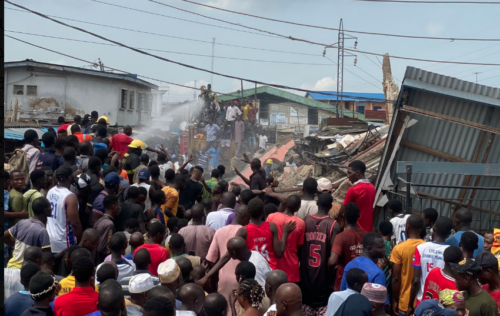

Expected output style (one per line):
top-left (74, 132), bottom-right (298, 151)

top-left (23, 189), bottom-right (43, 218)
top-left (9, 189), bottom-right (24, 226)
top-left (202, 178), bottom-right (218, 199)
top-left (465, 289), bottom-right (498, 316)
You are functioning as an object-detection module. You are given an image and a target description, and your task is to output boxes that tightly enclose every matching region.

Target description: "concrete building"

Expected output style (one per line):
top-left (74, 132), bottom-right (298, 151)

top-left (4, 60), bottom-right (158, 126)
top-left (305, 91), bottom-right (387, 121)
top-left (219, 86), bottom-right (379, 130)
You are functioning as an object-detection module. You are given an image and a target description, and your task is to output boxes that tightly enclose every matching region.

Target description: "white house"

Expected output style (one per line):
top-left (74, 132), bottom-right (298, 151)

top-left (4, 60), bottom-right (159, 126)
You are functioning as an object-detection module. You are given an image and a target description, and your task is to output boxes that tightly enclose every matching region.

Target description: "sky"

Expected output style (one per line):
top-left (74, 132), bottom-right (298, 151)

top-left (5, 0), bottom-right (500, 102)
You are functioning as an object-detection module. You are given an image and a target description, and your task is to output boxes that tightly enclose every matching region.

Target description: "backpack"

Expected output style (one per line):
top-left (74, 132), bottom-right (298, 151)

top-left (8, 148), bottom-right (32, 186)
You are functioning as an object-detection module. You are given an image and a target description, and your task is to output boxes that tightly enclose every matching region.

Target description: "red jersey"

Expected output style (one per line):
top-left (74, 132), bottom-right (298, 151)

top-left (482, 284), bottom-right (500, 312)
top-left (422, 267), bottom-right (457, 302)
top-left (343, 180), bottom-right (376, 232)
top-left (245, 222), bottom-right (277, 269)
top-left (54, 286), bottom-right (99, 316)
top-left (266, 212), bottom-right (305, 282)
top-left (111, 133), bottom-right (134, 159)
top-left (331, 228), bottom-right (367, 291)
top-left (134, 244), bottom-right (169, 276)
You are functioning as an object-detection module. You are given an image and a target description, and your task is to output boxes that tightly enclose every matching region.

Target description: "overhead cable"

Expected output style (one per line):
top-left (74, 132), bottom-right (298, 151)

top-left (5, 30), bottom-right (334, 66)
top-left (169, 0), bottom-right (500, 41)
top-left (350, 0), bottom-right (500, 4)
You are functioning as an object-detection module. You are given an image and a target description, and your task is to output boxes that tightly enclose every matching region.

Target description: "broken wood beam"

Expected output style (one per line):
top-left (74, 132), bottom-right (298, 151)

top-left (400, 140), bottom-right (470, 163)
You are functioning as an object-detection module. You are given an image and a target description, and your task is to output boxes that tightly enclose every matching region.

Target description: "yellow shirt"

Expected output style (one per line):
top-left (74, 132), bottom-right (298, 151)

top-left (58, 275), bottom-right (99, 296)
top-left (161, 186), bottom-right (179, 224)
top-left (242, 104), bottom-right (252, 120)
top-left (389, 238), bottom-right (425, 312)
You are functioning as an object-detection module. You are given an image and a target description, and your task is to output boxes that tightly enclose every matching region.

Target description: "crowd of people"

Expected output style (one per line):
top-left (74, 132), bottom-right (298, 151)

top-left (3, 109), bottom-right (500, 316)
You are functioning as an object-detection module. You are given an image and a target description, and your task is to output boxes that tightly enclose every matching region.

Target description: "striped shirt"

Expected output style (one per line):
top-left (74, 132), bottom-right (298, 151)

top-left (7, 218), bottom-right (51, 269)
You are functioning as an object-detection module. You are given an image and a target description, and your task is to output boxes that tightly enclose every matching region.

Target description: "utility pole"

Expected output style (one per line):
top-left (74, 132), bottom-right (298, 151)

top-left (211, 38), bottom-right (215, 86)
top-left (473, 72), bottom-right (482, 83)
top-left (324, 19), bottom-right (357, 118)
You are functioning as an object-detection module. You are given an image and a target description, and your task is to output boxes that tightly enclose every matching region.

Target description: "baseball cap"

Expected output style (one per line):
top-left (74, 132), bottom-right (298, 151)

top-left (450, 258), bottom-right (481, 276)
top-left (475, 251), bottom-right (498, 267)
top-left (157, 259), bottom-right (181, 284)
top-left (104, 172), bottom-right (121, 185)
top-left (129, 273), bottom-right (155, 294)
top-left (439, 289), bottom-right (465, 306)
top-left (74, 173), bottom-right (92, 190)
top-left (138, 168), bottom-right (151, 180)
top-left (317, 177), bottom-right (333, 192)
top-left (128, 139), bottom-right (147, 150)
top-left (266, 159), bottom-right (273, 165)
top-left (361, 283), bottom-right (387, 304)
top-left (415, 299), bottom-right (456, 316)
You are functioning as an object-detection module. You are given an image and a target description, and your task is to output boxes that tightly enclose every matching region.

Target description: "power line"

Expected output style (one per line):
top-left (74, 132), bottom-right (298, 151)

top-left (323, 56), bottom-right (382, 91)
top-left (172, 0), bottom-right (500, 41)
top-left (5, 30), bottom-right (334, 66)
top-left (5, 7), bottom-right (320, 57)
top-left (350, 0), bottom-right (500, 4)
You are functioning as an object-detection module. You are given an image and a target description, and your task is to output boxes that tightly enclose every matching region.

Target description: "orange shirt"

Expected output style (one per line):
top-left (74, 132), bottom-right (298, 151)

top-left (119, 169), bottom-right (129, 182)
top-left (73, 132), bottom-right (92, 143)
top-left (161, 186), bottom-right (179, 224)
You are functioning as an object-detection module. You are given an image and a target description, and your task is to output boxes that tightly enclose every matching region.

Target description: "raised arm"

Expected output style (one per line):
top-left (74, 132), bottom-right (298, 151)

top-left (233, 167), bottom-right (250, 186)
top-left (177, 154), bottom-right (193, 173)
top-left (265, 187), bottom-right (287, 204)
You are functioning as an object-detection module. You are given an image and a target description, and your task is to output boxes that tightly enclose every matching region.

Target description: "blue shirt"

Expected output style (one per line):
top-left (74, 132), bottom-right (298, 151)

top-left (341, 256), bottom-right (389, 305)
top-left (124, 253), bottom-right (134, 260)
top-left (85, 312), bottom-right (101, 316)
top-left (36, 149), bottom-right (63, 171)
top-left (206, 148), bottom-right (221, 167)
top-left (446, 230), bottom-right (484, 257)
top-left (5, 291), bottom-right (34, 316)
top-left (204, 124), bottom-right (220, 142)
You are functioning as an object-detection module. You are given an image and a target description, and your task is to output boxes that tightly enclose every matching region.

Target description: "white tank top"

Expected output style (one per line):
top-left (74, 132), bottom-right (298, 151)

top-left (132, 182), bottom-right (152, 211)
top-left (390, 214), bottom-right (411, 245)
top-left (46, 186), bottom-right (77, 253)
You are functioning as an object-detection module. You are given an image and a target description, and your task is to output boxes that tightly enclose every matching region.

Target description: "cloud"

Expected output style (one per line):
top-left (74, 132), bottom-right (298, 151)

top-left (49, 59), bottom-right (67, 66)
top-left (300, 77), bottom-right (337, 91)
top-left (203, 0), bottom-right (299, 12)
top-left (427, 23), bottom-right (444, 36)
top-left (167, 79), bottom-right (209, 99)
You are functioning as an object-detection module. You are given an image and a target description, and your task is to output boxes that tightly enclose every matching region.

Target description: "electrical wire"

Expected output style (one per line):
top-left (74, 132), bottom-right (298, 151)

top-left (5, 30), bottom-right (334, 66)
top-left (11, 3), bottom-right (499, 66)
top-left (323, 56), bottom-right (382, 91)
top-left (5, 33), bottom-right (388, 104)
top-left (5, 7), bottom-right (321, 57)
top-left (171, 0), bottom-right (500, 41)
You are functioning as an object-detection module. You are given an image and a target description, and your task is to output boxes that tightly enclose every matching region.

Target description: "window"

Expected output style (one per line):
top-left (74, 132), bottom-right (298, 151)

top-left (13, 85), bottom-right (24, 95)
top-left (308, 108), bottom-right (318, 125)
top-left (138, 93), bottom-right (146, 110)
top-left (27, 85), bottom-right (37, 96)
top-left (129, 91), bottom-right (135, 109)
top-left (121, 89), bottom-right (128, 109)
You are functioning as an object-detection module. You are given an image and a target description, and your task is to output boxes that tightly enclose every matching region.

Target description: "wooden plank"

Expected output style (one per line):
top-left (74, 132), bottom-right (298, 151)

top-left (402, 105), bottom-right (500, 135)
top-left (400, 140), bottom-right (470, 163)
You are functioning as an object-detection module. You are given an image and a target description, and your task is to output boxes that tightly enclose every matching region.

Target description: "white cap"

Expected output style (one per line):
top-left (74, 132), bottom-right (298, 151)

top-left (317, 177), bottom-right (333, 192)
top-left (129, 273), bottom-right (155, 293)
top-left (157, 259), bottom-right (181, 284)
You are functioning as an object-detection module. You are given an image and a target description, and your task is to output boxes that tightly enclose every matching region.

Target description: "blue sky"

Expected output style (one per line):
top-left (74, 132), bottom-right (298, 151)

top-left (5, 0), bottom-right (500, 102)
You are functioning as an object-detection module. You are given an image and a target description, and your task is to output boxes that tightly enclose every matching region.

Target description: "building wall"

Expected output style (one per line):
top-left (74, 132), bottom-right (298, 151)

top-left (4, 67), bottom-right (153, 126)
top-left (259, 101), bottom-right (309, 129)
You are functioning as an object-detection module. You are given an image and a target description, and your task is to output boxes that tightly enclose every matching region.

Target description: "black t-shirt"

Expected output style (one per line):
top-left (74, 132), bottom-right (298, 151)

top-left (179, 179), bottom-right (203, 210)
top-left (115, 201), bottom-right (147, 232)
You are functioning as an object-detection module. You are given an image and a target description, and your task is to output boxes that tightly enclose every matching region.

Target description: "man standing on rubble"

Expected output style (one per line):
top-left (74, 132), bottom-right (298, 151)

top-left (343, 160), bottom-right (376, 233)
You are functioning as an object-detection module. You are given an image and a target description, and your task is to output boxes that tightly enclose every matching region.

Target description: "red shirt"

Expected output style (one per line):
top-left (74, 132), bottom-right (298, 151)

top-left (134, 244), bottom-right (169, 276)
top-left (331, 228), bottom-right (367, 291)
top-left (73, 132), bottom-right (92, 143)
top-left (245, 222), bottom-right (278, 270)
top-left (54, 286), bottom-right (99, 316)
top-left (58, 124), bottom-right (70, 133)
top-left (343, 181), bottom-right (376, 232)
top-left (422, 267), bottom-right (457, 303)
top-left (111, 133), bottom-right (133, 159)
top-left (266, 213), bottom-right (305, 282)
top-left (482, 284), bottom-right (500, 312)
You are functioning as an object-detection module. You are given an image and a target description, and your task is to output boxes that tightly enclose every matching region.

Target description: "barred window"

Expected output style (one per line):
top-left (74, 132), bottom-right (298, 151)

top-left (121, 89), bottom-right (128, 109)
top-left (27, 85), bottom-right (37, 96)
top-left (129, 91), bottom-right (135, 109)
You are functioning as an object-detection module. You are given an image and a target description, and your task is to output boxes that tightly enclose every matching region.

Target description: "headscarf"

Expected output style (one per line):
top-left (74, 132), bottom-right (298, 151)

top-left (439, 289), bottom-right (465, 306)
top-left (334, 293), bottom-right (372, 316)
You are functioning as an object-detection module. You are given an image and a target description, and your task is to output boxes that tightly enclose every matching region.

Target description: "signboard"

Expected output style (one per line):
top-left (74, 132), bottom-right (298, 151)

top-left (270, 105), bottom-right (280, 111)
top-left (270, 113), bottom-right (287, 125)
top-left (260, 118), bottom-right (269, 125)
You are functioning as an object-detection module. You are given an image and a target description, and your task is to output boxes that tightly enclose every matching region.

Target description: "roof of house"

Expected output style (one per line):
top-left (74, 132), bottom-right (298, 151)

top-left (5, 60), bottom-right (158, 89)
top-left (305, 91), bottom-right (386, 102)
top-left (218, 86), bottom-right (368, 120)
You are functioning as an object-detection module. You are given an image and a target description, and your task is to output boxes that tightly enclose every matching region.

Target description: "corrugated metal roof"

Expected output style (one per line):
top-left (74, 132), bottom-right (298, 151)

top-left (378, 67), bottom-right (500, 231)
top-left (5, 60), bottom-right (158, 89)
top-left (4, 128), bottom-right (47, 140)
top-left (305, 91), bottom-right (385, 102)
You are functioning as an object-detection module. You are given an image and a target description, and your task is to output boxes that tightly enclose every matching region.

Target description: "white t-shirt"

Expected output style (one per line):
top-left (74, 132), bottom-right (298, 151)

top-left (249, 251), bottom-right (271, 289)
top-left (158, 162), bottom-right (174, 182)
top-left (259, 135), bottom-right (268, 149)
top-left (412, 242), bottom-right (449, 301)
top-left (206, 208), bottom-right (234, 231)
top-left (296, 200), bottom-right (318, 219)
top-left (46, 186), bottom-right (78, 253)
top-left (263, 304), bottom-right (276, 316)
top-left (390, 214), bottom-right (411, 245)
top-left (132, 182), bottom-right (152, 211)
top-left (96, 258), bottom-right (136, 283)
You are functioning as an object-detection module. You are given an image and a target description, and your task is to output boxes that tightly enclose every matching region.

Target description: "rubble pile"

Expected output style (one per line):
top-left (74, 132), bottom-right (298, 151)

top-left (276, 164), bottom-right (314, 190)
